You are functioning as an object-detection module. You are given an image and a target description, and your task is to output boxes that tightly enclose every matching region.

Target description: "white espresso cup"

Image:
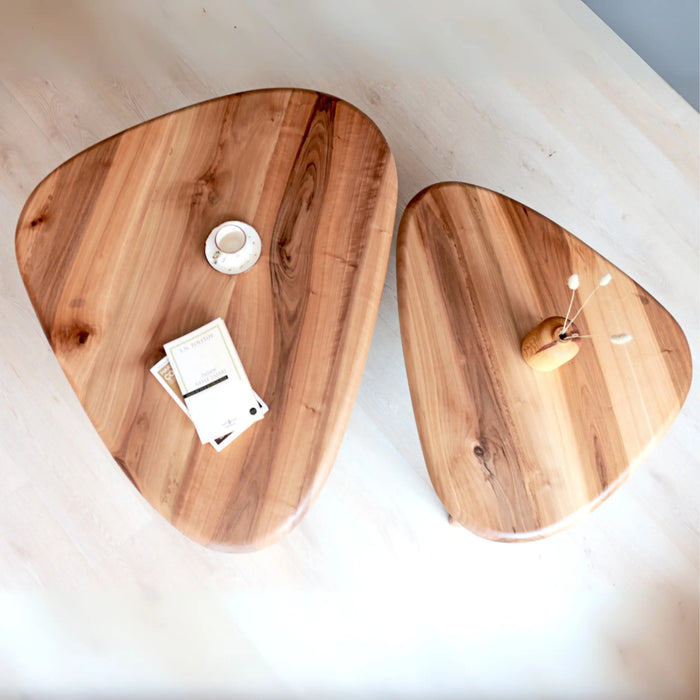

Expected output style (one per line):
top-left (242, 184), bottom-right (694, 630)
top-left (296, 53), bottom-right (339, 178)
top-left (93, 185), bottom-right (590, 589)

top-left (215, 224), bottom-right (246, 254)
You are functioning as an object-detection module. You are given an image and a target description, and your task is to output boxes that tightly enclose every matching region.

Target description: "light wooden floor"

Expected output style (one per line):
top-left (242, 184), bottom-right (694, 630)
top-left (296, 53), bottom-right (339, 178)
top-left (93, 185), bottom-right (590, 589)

top-left (0, 1), bottom-right (697, 698)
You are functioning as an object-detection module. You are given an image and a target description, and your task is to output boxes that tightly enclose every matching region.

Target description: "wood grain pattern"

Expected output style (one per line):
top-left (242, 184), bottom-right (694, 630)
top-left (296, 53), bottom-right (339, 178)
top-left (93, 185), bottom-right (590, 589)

top-left (397, 182), bottom-right (692, 541)
top-left (15, 88), bottom-right (397, 551)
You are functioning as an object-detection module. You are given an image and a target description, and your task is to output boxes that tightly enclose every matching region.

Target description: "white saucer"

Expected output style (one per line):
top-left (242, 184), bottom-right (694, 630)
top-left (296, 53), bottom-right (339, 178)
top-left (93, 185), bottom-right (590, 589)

top-left (205, 221), bottom-right (262, 275)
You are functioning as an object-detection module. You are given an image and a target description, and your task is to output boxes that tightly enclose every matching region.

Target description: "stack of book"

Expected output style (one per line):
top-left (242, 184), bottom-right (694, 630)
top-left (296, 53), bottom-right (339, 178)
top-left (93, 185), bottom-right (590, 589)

top-left (151, 318), bottom-right (267, 452)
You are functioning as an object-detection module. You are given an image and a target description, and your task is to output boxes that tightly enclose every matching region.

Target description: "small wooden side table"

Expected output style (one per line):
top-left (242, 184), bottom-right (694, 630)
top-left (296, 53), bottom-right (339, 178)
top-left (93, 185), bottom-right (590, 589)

top-left (16, 89), bottom-right (397, 550)
top-left (397, 182), bottom-right (691, 540)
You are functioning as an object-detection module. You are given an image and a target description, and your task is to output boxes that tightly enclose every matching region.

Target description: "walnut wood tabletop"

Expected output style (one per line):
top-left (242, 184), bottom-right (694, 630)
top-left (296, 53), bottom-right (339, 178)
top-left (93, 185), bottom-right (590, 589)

top-left (397, 182), bottom-right (691, 541)
top-left (15, 89), bottom-right (397, 551)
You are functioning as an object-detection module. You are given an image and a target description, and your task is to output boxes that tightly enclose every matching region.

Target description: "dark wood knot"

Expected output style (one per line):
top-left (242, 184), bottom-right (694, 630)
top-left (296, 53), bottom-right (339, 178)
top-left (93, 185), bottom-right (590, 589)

top-left (50, 324), bottom-right (97, 352)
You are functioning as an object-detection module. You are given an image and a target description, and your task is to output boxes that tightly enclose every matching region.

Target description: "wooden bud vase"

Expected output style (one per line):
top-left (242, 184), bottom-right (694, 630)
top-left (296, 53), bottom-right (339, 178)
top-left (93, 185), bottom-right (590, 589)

top-left (521, 316), bottom-right (580, 372)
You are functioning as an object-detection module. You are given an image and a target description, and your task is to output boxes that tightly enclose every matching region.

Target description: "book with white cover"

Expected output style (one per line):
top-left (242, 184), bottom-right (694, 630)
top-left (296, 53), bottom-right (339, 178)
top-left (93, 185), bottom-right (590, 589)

top-left (163, 318), bottom-right (263, 444)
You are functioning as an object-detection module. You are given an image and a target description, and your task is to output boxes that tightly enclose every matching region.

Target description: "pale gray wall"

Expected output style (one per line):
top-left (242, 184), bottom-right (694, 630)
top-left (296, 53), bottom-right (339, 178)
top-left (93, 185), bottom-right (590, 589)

top-left (582, 0), bottom-right (699, 110)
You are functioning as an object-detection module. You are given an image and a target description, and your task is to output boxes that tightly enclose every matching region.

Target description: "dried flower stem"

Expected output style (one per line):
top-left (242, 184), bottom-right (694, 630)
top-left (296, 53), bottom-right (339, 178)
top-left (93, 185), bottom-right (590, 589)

top-left (562, 273), bottom-right (612, 335)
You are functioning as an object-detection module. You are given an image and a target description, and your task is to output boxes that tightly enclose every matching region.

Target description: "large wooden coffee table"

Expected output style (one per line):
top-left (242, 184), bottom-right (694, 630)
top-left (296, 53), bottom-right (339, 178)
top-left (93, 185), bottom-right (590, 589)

top-left (15, 88), bottom-right (397, 551)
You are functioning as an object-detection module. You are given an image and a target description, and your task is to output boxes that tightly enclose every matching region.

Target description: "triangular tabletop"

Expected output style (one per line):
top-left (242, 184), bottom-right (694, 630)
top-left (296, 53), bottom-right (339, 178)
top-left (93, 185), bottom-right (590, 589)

top-left (397, 182), bottom-right (691, 540)
top-left (16, 89), bottom-right (397, 550)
